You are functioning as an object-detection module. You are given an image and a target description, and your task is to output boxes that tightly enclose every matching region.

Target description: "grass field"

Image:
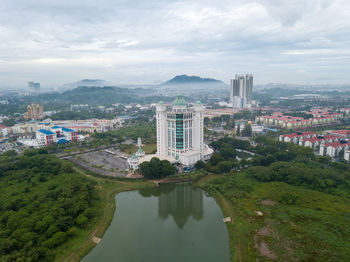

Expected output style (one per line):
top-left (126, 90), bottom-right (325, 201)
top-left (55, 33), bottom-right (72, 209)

top-left (199, 173), bottom-right (350, 262)
top-left (55, 167), bottom-right (154, 262)
top-left (119, 143), bottom-right (156, 155)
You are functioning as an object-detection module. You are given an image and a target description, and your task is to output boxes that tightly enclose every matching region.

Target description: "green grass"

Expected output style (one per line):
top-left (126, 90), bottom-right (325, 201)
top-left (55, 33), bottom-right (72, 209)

top-left (200, 173), bottom-right (350, 262)
top-left (119, 143), bottom-right (156, 155)
top-left (143, 143), bottom-right (157, 154)
top-left (55, 167), bottom-right (155, 262)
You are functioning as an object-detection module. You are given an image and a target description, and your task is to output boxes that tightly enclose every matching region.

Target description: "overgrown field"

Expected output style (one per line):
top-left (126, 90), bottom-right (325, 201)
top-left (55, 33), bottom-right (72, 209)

top-left (202, 173), bottom-right (350, 261)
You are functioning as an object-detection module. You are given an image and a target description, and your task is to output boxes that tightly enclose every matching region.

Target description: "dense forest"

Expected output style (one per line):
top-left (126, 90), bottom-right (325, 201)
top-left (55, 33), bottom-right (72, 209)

top-left (0, 149), bottom-right (99, 261)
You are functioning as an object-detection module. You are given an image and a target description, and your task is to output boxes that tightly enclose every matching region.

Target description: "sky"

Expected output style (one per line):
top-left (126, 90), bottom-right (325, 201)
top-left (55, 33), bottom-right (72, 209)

top-left (0, 0), bottom-right (350, 88)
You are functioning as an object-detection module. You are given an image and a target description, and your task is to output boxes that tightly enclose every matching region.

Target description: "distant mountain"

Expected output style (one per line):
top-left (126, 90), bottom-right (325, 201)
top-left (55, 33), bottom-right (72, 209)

top-left (162, 75), bottom-right (224, 85)
top-left (56, 79), bottom-right (113, 92)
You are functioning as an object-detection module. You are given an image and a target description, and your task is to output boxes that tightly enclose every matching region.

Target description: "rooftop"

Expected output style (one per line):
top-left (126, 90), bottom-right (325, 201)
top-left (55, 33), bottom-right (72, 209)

top-left (62, 127), bottom-right (75, 132)
top-left (173, 95), bottom-right (187, 106)
top-left (38, 129), bottom-right (55, 135)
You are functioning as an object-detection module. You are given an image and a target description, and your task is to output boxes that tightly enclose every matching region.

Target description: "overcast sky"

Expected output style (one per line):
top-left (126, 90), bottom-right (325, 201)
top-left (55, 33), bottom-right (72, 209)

top-left (0, 0), bottom-right (350, 88)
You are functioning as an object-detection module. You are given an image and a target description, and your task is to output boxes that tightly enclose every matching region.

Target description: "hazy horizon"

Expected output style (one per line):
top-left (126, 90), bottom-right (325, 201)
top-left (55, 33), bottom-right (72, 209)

top-left (1, 0), bottom-right (350, 89)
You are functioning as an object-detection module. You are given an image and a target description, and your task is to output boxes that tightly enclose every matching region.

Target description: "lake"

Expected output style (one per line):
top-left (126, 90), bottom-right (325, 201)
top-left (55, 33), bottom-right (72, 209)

top-left (82, 183), bottom-right (230, 262)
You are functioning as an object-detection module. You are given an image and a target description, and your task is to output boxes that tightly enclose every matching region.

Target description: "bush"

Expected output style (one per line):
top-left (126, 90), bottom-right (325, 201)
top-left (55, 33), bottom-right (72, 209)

top-left (75, 214), bottom-right (88, 227)
top-left (278, 192), bottom-right (301, 205)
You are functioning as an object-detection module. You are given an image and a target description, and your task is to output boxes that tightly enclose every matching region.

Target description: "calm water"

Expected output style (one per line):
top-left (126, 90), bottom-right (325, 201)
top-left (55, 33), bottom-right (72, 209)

top-left (81, 183), bottom-right (230, 262)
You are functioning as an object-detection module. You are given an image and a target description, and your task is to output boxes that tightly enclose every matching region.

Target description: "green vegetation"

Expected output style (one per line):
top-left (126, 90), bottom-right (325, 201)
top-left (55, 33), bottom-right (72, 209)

top-left (203, 137), bottom-right (251, 173)
top-left (204, 115), bottom-right (235, 129)
top-left (50, 109), bottom-right (115, 120)
top-left (241, 124), bottom-right (252, 137)
top-left (0, 149), bottom-right (98, 261)
top-left (93, 122), bottom-right (156, 142)
top-left (0, 148), bottom-right (155, 262)
top-left (199, 135), bottom-right (350, 261)
top-left (56, 169), bottom-right (154, 262)
top-left (139, 157), bottom-right (177, 179)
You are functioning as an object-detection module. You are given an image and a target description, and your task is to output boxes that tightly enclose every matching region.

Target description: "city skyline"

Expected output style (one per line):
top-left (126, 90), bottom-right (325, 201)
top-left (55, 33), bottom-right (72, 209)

top-left (1, 0), bottom-right (350, 88)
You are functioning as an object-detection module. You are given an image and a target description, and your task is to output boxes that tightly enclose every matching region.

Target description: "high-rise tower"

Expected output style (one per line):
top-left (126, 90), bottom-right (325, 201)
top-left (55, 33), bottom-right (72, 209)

top-left (229, 74), bottom-right (253, 108)
top-left (155, 95), bottom-right (213, 166)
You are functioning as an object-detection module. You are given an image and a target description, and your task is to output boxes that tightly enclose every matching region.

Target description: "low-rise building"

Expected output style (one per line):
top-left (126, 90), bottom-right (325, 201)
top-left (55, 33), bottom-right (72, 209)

top-left (257, 110), bottom-right (343, 129)
top-left (326, 130), bottom-right (350, 138)
top-left (0, 125), bottom-right (8, 137)
top-left (279, 132), bottom-right (317, 144)
top-left (299, 135), bottom-right (340, 150)
top-left (280, 130), bottom-right (349, 159)
top-left (344, 149), bottom-right (350, 162)
top-left (36, 129), bottom-right (56, 147)
top-left (320, 141), bottom-right (350, 158)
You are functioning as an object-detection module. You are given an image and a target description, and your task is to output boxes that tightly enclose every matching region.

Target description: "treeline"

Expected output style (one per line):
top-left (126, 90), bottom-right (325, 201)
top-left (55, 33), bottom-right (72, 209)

top-left (199, 135), bottom-right (350, 195)
top-left (198, 137), bottom-right (251, 174)
top-left (0, 149), bottom-right (99, 261)
top-left (50, 109), bottom-right (115, 120)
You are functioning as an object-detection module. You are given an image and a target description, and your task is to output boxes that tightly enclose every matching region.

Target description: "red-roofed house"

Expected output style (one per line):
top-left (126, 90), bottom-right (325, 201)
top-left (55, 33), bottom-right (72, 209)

top-left (279, 132), bottom-right (317, 143)
top-left (299, 135), bottom-right (340, 150)
top-left (327, 130), bottom-right (350, 138)
top-left (320, 141), bottom-right (350, 157)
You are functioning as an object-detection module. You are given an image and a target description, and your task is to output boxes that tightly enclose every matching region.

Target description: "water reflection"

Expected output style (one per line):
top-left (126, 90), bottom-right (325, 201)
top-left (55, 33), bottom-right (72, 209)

top-left (138, 183), bottom-right (203, 228)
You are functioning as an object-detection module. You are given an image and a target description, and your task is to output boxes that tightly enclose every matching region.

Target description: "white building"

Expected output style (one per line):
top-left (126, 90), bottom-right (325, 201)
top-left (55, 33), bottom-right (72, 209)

top-left (36, 129), bottom-right (57, 147)
top-left (344, 149), bottom-right (350, 162)
top-left (0, 125), bottom-right (8, 137)
top-left (155, 95), bottom-right (213, 166)
top-left (18, 126), bottom-right (82, 148)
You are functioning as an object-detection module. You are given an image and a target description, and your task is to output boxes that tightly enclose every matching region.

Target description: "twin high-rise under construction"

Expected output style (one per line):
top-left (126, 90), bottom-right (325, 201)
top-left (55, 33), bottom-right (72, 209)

top-left (229, 74), bottom-right (253, 108)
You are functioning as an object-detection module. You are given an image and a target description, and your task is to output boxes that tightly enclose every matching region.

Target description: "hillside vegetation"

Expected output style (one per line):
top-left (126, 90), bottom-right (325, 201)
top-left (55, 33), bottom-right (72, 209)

top-left (200, 136), bottom-right (350, 261)
top-left (0, 150), bottom-right (99, 261)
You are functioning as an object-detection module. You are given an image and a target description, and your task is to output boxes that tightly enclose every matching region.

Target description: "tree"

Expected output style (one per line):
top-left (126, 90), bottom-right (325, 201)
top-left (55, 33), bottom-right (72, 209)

top-left (236, 124), bottom-right (241, 136)
top-left (194, 160), bottom-right (205, 170)
top-left (242, 124), bottom-right (252, 137)
top-left (139, 157), bottom-right (176, 179)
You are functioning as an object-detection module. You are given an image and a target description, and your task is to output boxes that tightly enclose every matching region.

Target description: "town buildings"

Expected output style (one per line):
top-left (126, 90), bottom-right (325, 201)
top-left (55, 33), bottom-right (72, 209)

top-left (279, 130), bottom-right (350, 161)
top-left (0, 125), bottom-right (8, 137)
top-left (229, 74), bottom-right (253, 108)
top-left (256, 110), bottom-right (343, 129)
top-left (18, 126), bottom-right (81, 148)
top-left (9, 118), bottom-right (119, 135)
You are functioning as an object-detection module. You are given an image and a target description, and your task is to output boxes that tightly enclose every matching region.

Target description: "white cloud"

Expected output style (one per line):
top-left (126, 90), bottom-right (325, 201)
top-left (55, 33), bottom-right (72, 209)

top-left (0, 0), bottom-right (350, 87)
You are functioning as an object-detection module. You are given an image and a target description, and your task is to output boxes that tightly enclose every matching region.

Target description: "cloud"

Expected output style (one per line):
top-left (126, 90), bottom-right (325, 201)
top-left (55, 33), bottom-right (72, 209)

top-left (0, 0), bottom-right (350, 87)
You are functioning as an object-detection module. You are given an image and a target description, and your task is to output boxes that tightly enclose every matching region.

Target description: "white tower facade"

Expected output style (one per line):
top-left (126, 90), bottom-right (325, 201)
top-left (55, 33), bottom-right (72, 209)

top-left (156, 95), bottom-right (213, 166)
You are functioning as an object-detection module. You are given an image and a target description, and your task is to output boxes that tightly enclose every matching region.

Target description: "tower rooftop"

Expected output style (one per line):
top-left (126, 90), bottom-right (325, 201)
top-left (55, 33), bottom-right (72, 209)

top-left (172, 95), bottom-right (187, 106)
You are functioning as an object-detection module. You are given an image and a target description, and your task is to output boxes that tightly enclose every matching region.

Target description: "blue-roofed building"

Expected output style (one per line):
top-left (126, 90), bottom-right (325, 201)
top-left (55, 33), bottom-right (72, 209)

top-left (37, 129), bottom-right (55, 135)
top-left (36, 129), bottom-right (56, 146)
top-left (57, 138), bottom-right (70, 144)
top-left (62, 127), bottom-right (74, 132)
top-left (61, 127), bottom-right (77, 142)
top-left (22, 125), bottom-right (82, 148)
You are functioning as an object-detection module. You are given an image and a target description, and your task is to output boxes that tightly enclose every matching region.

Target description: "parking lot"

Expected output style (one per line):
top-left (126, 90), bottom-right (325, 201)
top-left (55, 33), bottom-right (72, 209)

top-left (72, 149), bottom-right (129, 177)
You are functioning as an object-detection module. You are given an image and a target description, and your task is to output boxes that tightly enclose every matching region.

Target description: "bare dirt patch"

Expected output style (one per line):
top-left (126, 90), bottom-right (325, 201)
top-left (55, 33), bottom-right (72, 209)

top-left (261, 199), bottom-right (275, 206)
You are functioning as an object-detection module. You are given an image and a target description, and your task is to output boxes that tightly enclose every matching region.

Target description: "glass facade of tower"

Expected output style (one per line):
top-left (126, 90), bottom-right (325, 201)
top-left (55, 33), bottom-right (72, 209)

top-left (166, 112), bottom-right (193, 158)
top-left (176, 114), bottom-right (183, 149)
